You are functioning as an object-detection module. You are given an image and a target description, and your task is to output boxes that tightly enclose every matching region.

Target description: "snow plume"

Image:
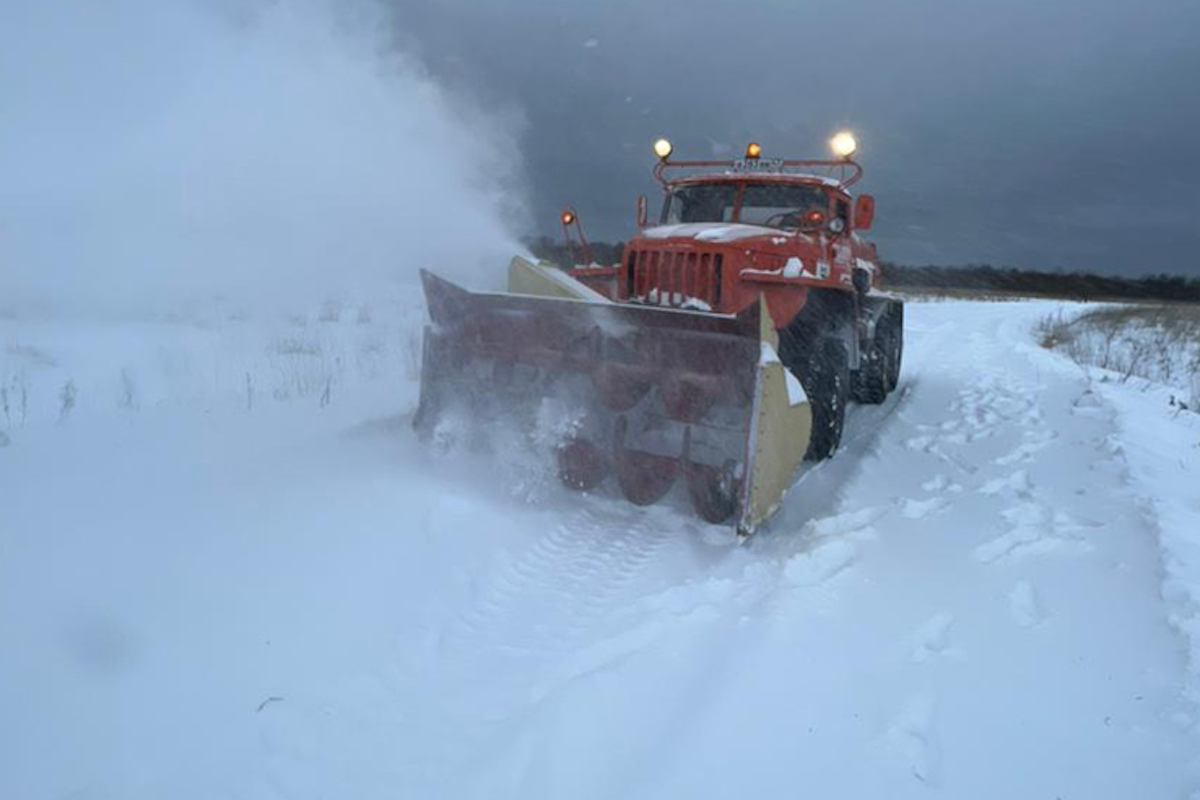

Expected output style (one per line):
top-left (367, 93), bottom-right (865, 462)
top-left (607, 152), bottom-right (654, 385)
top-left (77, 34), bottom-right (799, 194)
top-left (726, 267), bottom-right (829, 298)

top-left (0, 0), bottom-right (527, 318)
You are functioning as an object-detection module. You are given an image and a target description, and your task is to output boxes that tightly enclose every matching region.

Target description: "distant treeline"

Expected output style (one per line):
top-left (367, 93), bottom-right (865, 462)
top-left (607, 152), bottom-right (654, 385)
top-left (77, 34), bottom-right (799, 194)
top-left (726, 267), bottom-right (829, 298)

top-left (879, 262), bottom-right (1200, 303)
top-left (525, 237), bottom-right (1200, 303)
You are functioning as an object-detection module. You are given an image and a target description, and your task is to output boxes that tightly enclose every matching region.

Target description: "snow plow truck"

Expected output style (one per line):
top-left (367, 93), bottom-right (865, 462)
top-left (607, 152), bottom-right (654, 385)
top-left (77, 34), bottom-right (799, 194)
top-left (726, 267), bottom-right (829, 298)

top-left (415, 132), bottom-right (903, 536)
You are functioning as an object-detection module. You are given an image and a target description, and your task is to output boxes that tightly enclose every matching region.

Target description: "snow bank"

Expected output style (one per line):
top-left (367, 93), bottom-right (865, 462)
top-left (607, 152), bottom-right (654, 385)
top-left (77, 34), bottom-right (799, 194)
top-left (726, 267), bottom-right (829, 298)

top-left (1030, 303), bottom-right (1200, 723)
top-left (1098, 379), bottom-right (1200, 708)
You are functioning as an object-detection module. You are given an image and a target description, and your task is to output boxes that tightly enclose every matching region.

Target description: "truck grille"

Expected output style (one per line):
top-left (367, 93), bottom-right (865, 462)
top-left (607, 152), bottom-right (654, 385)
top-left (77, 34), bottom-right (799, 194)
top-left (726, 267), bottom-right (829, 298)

top-left (625, 249), bottom-right (723, 309)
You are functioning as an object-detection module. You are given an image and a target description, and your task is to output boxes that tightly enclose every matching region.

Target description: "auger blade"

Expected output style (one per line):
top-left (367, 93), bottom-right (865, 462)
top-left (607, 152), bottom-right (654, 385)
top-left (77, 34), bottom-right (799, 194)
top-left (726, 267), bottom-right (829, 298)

top-left (683, 427), bottom-right (741, 523)
top-left (414, 257), bottom-right (813, 534)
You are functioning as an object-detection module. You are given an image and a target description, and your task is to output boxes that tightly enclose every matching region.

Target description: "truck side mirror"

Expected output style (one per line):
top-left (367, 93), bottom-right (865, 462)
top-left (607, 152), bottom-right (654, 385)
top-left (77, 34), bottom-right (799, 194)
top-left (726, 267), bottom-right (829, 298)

top-left (637, 195), bottom-right (648, 228)
top-left (854, 194), bottom-right (875, 231)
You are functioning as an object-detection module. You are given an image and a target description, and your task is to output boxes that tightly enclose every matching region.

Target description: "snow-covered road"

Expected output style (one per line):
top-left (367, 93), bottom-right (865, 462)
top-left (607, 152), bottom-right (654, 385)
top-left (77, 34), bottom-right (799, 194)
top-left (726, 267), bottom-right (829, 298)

top-left (2, 300), bottom-right (1197, 798)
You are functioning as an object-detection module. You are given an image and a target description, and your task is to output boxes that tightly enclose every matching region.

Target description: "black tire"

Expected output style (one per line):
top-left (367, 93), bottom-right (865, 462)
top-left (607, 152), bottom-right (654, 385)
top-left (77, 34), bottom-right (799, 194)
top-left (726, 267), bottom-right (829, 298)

top-left (852, 326), bottom-right (888, 405)
top-left (873, 303), bottom-right (902, 393)
top-left (801, 338), bottom-right (849, 461)
top-left (886, 304), bottom-right (904, 390)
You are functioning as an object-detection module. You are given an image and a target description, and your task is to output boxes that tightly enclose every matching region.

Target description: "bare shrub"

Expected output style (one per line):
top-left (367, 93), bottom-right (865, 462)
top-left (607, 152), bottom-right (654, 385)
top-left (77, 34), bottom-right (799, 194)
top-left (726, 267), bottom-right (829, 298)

top-left (1034, 310), bottom-right (1071, 349)
top-left (319, 302), bottom-right (341, 323)
top-left (120, 368), bottom-right (138, 410)
top-left (273, 338), bottom-right (323, 357)
top-left (1, 374), bottom-right (32, 427)
top-left (1189, 351), bottom-right (1200, 410)
top-left (58, 379), bottom-right (77, 422)
top-left (1038, 304), bottom-right (1200, 407)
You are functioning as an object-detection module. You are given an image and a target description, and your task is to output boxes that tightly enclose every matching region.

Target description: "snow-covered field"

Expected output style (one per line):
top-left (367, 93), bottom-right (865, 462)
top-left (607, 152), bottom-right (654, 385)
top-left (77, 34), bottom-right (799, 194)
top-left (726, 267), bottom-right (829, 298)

top-left (2, 298), bottom-right (1199, 799)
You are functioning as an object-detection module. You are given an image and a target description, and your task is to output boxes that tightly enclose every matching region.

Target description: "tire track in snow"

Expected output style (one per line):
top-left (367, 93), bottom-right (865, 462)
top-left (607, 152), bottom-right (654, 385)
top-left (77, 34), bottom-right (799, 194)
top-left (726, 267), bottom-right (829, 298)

top-left (385, 504), bottom-right (701, 789)
top-left (448, 510), bottom-right (676, 655)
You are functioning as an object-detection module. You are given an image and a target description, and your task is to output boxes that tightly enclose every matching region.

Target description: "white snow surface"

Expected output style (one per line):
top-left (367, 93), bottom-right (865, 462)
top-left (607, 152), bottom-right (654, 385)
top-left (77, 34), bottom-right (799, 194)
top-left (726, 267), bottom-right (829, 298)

top-left (740, 258), bottom-right (816, 282)
top-left (759, 342), bottom-right (808, 406)
top-left (641, 223), bottom-right (777, 242)
top-left (635, 288), bottom-right (712, 311)
top-left (2, 300), bottom-right (1199, 799)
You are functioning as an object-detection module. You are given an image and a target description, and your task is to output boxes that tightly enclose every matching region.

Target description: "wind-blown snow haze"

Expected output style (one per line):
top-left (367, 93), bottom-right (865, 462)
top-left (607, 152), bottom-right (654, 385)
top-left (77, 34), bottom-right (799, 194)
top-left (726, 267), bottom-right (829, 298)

top-left (0, 0), bottom-right (526, 317)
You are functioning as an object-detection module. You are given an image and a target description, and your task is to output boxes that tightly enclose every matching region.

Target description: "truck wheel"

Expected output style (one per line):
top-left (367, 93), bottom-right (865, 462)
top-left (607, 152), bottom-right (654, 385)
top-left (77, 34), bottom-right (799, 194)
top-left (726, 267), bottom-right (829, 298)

top-left (802, 338), bottom-right (849, 461)
top-left (852, 326), bottom-right (888, 405)
top-left (885, 304), bottom-right (904, 391)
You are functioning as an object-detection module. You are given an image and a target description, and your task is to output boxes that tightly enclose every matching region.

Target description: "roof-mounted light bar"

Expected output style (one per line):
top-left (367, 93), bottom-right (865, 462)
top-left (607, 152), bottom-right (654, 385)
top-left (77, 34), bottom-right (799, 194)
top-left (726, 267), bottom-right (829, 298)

top-left (651, 138), bottom-right (863, 189)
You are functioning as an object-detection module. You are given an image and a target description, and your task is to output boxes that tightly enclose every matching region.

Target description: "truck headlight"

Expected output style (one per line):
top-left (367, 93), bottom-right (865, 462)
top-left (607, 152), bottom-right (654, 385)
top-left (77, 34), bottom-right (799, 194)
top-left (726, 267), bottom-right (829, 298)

top-left (830, 131), bottom-right (857, 159)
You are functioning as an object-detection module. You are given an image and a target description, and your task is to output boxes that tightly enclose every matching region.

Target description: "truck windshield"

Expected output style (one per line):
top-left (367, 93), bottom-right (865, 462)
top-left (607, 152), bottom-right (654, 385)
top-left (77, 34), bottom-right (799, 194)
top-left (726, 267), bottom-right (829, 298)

top-left (662, 182), bottom-right (830, 229)
top-left (662, 184), bottom-right (738, 224)
top-left (738, 183), bottom-right (829, 229)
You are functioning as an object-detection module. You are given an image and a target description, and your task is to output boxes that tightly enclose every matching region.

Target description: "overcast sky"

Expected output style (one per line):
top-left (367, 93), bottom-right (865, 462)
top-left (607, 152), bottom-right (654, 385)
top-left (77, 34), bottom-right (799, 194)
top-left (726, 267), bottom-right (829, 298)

top-left (389, 0), bottom-right (1200, 276)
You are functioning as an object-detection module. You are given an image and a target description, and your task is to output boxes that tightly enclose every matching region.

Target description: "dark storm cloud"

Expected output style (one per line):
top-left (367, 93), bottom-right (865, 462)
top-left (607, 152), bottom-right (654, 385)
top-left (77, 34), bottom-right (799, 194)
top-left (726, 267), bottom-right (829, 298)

top-left (389, 0), bottom-right (1200, 276)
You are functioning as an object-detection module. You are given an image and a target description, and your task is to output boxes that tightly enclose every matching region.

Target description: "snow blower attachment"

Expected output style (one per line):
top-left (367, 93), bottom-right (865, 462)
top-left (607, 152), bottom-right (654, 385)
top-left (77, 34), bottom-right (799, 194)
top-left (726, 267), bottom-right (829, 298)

top-left (414, 257), bottom-right (812, 534)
